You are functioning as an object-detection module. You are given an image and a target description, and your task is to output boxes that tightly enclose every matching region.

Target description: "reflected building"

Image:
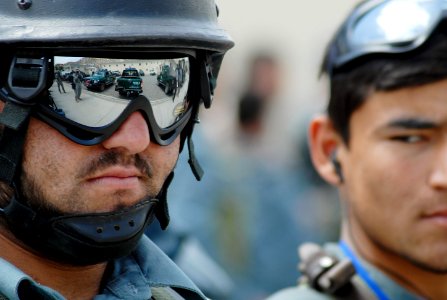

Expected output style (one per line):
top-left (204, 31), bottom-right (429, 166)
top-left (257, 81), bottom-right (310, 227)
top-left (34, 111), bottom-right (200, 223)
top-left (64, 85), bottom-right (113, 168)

top-left (59, 57), bottom-right (163, 76)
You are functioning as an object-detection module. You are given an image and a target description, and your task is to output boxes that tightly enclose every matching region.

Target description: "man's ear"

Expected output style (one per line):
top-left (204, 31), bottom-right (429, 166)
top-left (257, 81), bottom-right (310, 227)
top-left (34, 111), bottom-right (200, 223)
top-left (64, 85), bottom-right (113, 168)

top-left (308, 115), bottom-right (344, 185)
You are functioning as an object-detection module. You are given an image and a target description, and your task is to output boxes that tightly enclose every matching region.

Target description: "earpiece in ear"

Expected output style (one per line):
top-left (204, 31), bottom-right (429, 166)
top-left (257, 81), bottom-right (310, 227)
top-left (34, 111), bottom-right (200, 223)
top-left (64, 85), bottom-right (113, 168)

top-left (330, 150), bottom-right (344, 183)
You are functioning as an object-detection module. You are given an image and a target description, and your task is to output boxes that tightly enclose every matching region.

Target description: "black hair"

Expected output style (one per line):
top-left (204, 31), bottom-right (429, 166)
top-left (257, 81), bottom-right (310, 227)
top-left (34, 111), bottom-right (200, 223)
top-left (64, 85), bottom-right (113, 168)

top-left (327, 24), bottom-right (447, 144)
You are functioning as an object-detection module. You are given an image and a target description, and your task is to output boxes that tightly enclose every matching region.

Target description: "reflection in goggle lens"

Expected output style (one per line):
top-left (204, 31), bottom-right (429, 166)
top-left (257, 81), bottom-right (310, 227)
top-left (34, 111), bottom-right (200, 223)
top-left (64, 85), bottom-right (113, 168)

top-left (48, 56), bottom-right (191, 130)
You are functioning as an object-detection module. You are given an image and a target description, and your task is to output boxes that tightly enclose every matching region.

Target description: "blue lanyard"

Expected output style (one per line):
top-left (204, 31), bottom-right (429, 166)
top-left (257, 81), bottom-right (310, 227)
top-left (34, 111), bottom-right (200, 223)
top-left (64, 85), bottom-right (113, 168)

top-left (339, 240), bottom-right (390, 300)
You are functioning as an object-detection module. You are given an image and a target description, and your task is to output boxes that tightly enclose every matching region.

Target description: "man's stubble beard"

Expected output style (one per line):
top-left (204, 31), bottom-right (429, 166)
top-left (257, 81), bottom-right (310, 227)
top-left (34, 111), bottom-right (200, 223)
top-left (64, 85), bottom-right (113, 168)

top-left (352, 209), bottom-right (447, 275)
top-left (18, 150), bottom-right (156, 218)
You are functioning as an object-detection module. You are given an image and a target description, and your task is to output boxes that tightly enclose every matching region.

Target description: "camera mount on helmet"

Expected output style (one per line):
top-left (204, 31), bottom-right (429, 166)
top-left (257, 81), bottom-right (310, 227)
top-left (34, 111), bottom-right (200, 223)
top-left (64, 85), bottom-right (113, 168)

top-left (7, 56), bottom-right (49, 103)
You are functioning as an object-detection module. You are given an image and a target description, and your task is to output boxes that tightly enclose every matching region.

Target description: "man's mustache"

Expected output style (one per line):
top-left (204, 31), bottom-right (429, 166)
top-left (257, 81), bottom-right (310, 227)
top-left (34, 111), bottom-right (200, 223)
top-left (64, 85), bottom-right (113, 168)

top-left (79, 151), bottom-right (153, 179)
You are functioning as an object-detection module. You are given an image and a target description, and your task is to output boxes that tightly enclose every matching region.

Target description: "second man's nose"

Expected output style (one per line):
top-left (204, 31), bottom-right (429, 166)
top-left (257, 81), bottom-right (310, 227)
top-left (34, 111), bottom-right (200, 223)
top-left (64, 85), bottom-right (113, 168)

top-left (101, 111), bottom-right (150, 154)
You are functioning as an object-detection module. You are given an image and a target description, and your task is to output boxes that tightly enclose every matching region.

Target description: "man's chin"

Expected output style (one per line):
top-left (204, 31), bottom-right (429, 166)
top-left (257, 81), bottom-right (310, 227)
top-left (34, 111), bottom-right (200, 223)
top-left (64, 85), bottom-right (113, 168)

top-left (94, 194), bottom-right (155, 214)
top-left (407, 254), bottom-right (447, 274)
top-left (24, 191), bottom-right (155, 217)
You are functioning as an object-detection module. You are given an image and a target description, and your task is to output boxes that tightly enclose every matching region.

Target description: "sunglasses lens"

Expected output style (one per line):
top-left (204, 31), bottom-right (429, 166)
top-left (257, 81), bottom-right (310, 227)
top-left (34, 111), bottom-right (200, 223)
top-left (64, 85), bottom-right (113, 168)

top-left (46, 56), bottom-right (191, 131)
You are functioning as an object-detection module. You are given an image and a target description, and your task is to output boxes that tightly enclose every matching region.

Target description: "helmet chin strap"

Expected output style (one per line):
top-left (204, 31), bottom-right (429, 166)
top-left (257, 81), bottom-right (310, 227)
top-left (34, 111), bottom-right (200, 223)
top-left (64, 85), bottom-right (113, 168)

top-left (180, 104), bottom-right (204, 182)
top-left (154, 171), bottom-right (174, 230)
top-left (0, 171), bottom-right (175, 266)
top-left (1, 194), bottom-right (159, 265)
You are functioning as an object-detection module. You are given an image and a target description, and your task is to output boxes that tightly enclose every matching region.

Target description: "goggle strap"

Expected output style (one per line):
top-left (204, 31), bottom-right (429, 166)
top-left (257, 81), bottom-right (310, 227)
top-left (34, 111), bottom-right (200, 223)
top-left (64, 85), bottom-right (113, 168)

top-left (0, 102), bottom-right (32, 130)
top-left (0, 130), bottom-right (21, 185)
top-left (0, 103), bottom-right (31, 185)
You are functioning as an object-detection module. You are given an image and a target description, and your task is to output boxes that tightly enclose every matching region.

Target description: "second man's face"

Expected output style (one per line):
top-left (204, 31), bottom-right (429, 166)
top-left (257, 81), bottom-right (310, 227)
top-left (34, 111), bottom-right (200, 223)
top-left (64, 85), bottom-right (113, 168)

top-left (340, 78), bottom-right (447, 272)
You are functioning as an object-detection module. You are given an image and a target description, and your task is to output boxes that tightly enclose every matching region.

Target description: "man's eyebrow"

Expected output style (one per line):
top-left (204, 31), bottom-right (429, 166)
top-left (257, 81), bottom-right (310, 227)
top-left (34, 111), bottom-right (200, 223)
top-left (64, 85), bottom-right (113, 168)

top-left (385, 118), bottom-right (438, 129)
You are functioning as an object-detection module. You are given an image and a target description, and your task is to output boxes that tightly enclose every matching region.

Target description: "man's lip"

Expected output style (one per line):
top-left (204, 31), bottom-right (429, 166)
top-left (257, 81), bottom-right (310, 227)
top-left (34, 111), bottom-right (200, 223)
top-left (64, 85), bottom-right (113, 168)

top-left (86, 166), bottom-right (142, 181)
top-left (421, 209), bottom-right (447, 227)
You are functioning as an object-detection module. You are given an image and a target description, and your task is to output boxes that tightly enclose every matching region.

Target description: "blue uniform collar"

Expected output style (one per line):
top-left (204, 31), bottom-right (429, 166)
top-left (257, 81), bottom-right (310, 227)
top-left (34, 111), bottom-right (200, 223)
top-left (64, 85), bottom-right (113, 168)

top-left (102, 235), bottom-right (206, 299)
top-left (0, 235), bottom-right (206, 300)
top-left (333, 241), bottom-right (423, 300)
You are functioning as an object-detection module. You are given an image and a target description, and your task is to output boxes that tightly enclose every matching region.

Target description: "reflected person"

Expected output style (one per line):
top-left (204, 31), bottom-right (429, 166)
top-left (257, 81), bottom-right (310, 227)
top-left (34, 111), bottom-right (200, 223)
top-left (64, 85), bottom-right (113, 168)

top-left (55, 71), bottom-right (66, 94)
top-left (73, 69), bottom-right (83, 102)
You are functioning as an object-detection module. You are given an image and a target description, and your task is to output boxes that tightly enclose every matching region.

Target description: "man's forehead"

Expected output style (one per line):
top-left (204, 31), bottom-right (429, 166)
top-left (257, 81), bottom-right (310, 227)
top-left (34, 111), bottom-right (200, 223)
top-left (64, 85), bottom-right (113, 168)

top-left (349, 81), bottom-right (447, 129)
top-left (365, 79), bottom-right (447, 109)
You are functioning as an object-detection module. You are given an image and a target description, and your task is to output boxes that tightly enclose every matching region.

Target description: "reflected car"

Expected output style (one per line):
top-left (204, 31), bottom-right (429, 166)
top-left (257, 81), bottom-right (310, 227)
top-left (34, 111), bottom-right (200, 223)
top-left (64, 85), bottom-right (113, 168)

top-left (157, 65), bottom-right (177, 95)
top-left (84, 70), bottom-right (115, 92)
top-left (115, 68), bottom-right (143, 97)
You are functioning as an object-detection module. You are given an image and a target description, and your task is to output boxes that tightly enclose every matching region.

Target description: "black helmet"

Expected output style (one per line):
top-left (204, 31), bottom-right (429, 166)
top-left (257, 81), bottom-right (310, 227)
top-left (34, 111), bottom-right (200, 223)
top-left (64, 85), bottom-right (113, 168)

top-left (0, 0), bottom-right (234, 265)
top-left (1, 0), bottom-right (232, 50)
top-left (0, 0), bottom-right (233, 105)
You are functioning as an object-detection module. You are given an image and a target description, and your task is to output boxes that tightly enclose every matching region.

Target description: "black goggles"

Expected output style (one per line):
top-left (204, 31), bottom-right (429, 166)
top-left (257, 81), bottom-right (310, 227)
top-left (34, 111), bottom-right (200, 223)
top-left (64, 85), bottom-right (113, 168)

top-left (2, 52), bottom-right (196, 146)
top-left (324, 0), bottom-right (447, 75)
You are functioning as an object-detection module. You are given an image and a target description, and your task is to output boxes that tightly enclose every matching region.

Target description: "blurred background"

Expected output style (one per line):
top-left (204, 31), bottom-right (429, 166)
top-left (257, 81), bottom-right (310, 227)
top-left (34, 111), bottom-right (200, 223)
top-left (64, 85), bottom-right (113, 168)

top-left (147, 1), bottom-right (361, 300)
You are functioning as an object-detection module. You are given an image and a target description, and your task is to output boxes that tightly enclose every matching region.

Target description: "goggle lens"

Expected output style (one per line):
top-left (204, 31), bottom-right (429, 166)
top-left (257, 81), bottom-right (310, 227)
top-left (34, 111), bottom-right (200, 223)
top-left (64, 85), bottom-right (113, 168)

top-left (37, 56), bottom-right (192, 145)
top-left (352, 0), bottom-right (441, 46)
top-left (327, 0), bottom-right (447, 73)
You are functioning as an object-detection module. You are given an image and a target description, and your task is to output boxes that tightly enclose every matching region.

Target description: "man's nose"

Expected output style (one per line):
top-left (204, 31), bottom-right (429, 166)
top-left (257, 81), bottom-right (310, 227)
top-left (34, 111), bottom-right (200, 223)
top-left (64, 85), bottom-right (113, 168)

top-left (101, 112), bottom-right (150, 154)
top-left (429, 141), bottom-right (447, 189)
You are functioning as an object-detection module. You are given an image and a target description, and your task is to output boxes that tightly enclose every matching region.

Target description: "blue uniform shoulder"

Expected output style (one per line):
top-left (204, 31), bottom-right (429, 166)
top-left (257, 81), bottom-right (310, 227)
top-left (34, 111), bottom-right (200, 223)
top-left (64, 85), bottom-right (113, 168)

top-left (105, 236), bottom-right (207, 299)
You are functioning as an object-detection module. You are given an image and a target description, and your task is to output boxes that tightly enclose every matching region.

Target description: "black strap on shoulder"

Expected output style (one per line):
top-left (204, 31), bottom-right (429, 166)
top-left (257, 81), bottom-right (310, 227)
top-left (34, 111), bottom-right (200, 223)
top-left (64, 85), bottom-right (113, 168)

top-left (298, 243), bottom-right (373, 299)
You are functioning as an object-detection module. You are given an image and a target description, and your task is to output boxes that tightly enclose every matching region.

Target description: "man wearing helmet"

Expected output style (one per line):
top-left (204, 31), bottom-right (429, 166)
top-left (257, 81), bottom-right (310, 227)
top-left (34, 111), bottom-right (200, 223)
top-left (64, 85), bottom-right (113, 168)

top-left (268, 0), bottom-right (447, 299)
top-left (0, 1), bottom-right (233, 299)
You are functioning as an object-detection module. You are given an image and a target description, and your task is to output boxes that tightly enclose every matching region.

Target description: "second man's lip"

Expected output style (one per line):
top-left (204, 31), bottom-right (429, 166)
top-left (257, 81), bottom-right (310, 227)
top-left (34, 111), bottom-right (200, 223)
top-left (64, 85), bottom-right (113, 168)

top-left (423, 211), bottom-right (447, 218)
top-left (421, 208), bottom-right (447, 227)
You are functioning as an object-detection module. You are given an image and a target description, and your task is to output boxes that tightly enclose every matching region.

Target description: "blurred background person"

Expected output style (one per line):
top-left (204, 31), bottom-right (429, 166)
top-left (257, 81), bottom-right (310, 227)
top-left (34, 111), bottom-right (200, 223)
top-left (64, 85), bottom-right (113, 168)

top-left (237, 53), bottom-right (280, 144)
